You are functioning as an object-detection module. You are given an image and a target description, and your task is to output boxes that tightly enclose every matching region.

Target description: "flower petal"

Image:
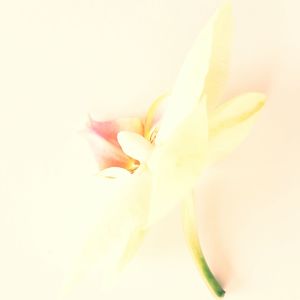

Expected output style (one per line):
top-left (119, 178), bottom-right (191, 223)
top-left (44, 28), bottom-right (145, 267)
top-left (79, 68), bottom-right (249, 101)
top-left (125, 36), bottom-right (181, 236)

top-left (118, 131), bottom-right (153, 163)
top-left (202, 2), bottom-right (232, 111)
top-left (100, 167), bottom-right (131, 178)
top-left (157, 2), bottom-right (232, 142)
top-left (147, 98), bottom-right (208, 226)
top-left (89, 117), bottom-right (144, 147)
top-left (207, 92), bottom-right (266, 164)
top-left (64, 169), bottom-right (151, 293)
top-left (84, 129), bottom-right (137, 171)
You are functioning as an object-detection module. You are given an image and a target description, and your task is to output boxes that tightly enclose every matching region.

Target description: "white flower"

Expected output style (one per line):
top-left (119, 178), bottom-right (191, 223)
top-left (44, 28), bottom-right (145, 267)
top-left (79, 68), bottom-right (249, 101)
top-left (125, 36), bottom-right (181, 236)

top-left (64, 3), bottom-right (265, 297)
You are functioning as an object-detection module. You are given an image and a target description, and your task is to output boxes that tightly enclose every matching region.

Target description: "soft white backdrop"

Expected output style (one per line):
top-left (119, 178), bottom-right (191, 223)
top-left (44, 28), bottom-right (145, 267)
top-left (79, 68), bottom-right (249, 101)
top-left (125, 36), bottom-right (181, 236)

top-left (0, 0), bottom-right (299, 299)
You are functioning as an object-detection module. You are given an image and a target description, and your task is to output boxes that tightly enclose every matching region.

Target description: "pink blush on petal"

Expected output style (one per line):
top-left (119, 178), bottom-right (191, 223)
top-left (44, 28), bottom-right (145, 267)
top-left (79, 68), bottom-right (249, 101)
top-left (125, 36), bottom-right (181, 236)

top-left (83, 128), bottom-right (139, 171)
top-left (88, 117), bottom-right (144, 147)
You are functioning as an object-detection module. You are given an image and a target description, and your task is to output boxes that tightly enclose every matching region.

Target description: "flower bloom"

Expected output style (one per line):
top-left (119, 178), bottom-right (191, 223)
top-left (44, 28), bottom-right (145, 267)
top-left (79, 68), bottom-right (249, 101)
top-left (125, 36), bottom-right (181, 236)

top-left (67, 3), bottom-right (265, 297)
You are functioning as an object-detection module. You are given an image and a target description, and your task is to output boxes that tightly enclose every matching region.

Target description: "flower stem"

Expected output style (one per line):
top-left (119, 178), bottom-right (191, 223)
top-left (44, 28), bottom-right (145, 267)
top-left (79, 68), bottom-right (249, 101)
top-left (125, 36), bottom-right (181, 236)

top-left (182, 195), bottom-right (225, 298)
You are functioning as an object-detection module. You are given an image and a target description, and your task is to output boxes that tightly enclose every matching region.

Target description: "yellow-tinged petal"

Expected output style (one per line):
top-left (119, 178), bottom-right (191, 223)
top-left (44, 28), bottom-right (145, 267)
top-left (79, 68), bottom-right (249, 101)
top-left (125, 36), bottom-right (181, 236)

top-left (207, 92), bottom-right (266, 164)
top-left (157, 2), bottom-right (232, 142)
top-left (202, 2), bottom-right (232, 111)
top-left (147, 98), bottom-right (208, 226)
top-left (64, 168), bottom-right (151, 294)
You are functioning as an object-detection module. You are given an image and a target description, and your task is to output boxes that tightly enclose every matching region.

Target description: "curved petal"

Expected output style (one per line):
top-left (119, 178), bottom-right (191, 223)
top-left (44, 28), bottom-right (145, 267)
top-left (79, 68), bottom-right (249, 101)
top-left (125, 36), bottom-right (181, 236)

top-left (118, 131), bottom-right (153, 163)
top-left (157, 2), bottom-right (232, 142)
top-left (89, 116), bottom-right (144, 147)
top-left (147, 98), bottom-right (208, 226)
top-left (207, 92), bottom-right (266, 164)
top-left (100, 167), bottom-right (131, 178)
top-left (83, 129), bottom-right (138, 171)
top-left (202, 2), bottom-right (232, 111)
top-left (64, 168), bottom-right (151, 293)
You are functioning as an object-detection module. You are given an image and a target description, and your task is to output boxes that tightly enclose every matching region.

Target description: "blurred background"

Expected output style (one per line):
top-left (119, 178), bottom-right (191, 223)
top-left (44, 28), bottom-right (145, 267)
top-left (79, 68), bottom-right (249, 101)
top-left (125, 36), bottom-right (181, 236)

top-left (0, 0), bottom-right (299, 299)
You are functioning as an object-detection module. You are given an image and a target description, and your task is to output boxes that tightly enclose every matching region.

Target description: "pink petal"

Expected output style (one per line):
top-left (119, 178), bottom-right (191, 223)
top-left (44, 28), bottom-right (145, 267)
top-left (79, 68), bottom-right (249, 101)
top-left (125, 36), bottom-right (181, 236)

top-left (88, 117), bottom-right (144, 147)
top-left (83, 129), bottom-right (139, 171)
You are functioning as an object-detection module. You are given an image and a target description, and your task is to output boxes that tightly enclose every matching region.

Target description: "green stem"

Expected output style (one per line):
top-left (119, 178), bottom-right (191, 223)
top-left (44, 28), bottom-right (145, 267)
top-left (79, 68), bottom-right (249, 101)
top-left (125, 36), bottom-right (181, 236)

top-left (182, 195), bottom-right (225, 298)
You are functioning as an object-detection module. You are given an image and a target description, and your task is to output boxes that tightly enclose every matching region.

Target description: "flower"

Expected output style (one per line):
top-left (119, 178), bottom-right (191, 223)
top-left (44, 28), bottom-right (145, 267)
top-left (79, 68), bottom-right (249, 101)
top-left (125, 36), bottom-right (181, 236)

top-left (66, 2), bottom-right (265, 298)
